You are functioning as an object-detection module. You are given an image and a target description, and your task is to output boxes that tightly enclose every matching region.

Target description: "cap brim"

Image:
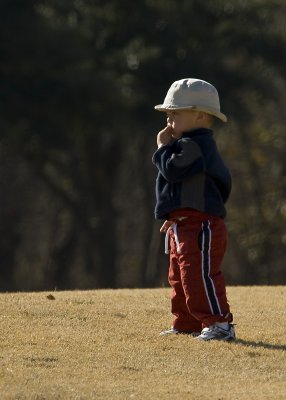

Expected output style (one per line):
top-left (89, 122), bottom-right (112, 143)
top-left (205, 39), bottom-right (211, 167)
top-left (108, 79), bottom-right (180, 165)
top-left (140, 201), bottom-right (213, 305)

top-left (154, 104), bottom-right (227, 123)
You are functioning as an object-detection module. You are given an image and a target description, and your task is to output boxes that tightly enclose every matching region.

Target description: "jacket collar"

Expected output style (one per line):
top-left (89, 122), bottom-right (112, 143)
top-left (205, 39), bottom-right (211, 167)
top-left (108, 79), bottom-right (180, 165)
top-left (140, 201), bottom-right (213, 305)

top-left (181, 128), bottom-right (213, 139)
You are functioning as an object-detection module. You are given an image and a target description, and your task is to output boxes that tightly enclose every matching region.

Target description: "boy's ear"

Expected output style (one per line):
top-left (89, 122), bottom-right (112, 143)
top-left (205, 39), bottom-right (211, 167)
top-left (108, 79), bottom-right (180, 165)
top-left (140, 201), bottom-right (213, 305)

top-left (196, 111), bottom-right (205, 120)
top-left (195, 111), bottom-right (214, 128)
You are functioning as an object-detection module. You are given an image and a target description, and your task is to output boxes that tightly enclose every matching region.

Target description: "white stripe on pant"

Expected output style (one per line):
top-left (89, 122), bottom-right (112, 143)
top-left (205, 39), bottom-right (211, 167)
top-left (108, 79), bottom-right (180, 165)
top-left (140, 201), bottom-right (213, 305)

top-left (201, 220), bottom-right (223, 316)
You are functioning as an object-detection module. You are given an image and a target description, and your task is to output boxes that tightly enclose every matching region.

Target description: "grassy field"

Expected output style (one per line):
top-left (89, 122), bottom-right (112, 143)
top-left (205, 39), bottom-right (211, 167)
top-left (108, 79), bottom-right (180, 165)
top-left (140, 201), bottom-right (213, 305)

top-left (0, 286), bottom-right (285, 400)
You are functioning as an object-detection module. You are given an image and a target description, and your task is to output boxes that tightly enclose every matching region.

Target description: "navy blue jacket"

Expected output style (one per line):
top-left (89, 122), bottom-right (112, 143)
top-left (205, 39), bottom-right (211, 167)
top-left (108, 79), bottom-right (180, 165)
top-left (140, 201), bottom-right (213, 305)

top-left (152, 128), bottom-right (231, 220)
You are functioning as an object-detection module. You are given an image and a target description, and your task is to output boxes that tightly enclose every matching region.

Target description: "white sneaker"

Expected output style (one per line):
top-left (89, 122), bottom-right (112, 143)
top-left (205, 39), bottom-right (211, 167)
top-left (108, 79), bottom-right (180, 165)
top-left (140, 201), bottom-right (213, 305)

top-left (160, 327), bottom-right (180, 335)
top-left (160, 327), bottom-right (200, 336)
top-left (196, 324), bottom-right (236, 341)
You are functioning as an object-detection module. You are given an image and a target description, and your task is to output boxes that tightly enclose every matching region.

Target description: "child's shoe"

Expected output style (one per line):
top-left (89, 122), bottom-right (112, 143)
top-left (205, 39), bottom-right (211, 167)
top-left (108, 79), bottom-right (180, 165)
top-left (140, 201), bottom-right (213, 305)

top-left (160, 327), bottom-right (199, 336)
top-left (196, 323), bottom-right (235, 341)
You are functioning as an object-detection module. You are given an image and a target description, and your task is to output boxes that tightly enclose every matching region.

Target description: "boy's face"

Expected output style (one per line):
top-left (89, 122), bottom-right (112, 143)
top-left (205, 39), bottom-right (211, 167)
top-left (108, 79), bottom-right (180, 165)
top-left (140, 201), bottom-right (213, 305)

top-left (166, 110), bottom-right (211, 138)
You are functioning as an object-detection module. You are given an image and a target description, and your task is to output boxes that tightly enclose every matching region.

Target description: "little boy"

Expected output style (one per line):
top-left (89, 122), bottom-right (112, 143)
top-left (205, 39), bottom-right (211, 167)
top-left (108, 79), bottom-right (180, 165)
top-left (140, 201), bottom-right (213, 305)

top-left (152, 78), bottom-right (235, 341)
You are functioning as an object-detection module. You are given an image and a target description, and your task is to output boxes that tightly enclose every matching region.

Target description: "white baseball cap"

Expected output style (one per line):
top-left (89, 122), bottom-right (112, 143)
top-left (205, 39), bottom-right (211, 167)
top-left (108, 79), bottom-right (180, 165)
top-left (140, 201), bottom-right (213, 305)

top-left (154, 78), bottom-right (227, 122)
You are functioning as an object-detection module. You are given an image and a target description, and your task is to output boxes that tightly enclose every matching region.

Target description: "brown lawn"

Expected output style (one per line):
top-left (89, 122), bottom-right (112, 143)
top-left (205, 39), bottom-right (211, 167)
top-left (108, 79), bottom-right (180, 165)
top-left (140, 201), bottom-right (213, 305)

top-left (0, 286), bottom-right (285, 399)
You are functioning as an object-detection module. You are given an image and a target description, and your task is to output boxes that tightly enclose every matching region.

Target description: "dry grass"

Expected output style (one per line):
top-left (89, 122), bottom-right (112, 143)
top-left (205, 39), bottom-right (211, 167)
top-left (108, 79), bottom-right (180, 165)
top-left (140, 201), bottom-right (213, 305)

top-left (0, 286), bottom-right (285, 400)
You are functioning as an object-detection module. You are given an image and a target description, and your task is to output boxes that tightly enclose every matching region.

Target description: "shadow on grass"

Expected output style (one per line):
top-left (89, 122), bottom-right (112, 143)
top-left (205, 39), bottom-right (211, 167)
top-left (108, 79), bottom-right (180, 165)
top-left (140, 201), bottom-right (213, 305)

top-left (233, 339), bottom-right (286, 351)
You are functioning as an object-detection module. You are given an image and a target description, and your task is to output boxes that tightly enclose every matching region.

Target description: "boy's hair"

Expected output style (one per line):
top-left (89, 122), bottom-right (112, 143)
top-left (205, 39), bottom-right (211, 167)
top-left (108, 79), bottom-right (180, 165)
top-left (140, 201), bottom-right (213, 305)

top-left (155, 78), bottom-right (227, 123)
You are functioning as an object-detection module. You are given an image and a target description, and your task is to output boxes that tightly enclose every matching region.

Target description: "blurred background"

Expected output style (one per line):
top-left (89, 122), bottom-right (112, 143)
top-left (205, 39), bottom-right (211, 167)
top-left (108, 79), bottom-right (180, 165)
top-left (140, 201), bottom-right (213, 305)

top-left (0, 0), bottom-right (286, 291)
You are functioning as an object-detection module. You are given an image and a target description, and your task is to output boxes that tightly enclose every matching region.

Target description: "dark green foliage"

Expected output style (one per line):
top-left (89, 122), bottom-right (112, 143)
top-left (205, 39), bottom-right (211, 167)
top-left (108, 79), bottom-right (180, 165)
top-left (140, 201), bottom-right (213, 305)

top-left (0, 0), bottom-right (286, 290)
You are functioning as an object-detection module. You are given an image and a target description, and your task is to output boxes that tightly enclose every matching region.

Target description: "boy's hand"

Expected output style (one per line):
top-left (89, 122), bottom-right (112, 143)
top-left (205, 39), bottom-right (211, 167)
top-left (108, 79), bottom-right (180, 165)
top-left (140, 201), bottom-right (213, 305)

top-left (160, 220), bottom-right (173, 233)
top-left (157, 125), bottom-right (173, 148)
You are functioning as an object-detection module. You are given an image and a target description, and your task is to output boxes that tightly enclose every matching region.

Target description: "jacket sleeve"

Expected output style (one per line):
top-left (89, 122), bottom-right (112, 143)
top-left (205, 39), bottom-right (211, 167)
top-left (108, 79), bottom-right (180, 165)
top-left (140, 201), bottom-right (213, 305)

top-left (152, 138), bottom-right (204, 183)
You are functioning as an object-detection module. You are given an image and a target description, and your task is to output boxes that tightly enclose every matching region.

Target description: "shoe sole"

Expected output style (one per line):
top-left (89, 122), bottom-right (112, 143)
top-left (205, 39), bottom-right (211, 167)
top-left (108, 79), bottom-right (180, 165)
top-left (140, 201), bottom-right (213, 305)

top-left (196, 335), bottom-right (236, 341)
top-left (160, 331), bottom-right (200, 336)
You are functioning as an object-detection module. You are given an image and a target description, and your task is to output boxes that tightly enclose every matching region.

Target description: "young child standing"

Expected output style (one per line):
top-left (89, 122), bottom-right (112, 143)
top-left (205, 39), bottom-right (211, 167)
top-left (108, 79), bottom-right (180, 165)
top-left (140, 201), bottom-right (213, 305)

top-left (152, 78), bottom-right (235, 341)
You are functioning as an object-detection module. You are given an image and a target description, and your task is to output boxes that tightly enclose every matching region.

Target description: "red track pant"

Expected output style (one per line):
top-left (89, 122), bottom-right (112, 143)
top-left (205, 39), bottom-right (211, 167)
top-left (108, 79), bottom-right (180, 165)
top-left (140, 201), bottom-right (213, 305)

top-left (166, 209), bottom-right (233, 332)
